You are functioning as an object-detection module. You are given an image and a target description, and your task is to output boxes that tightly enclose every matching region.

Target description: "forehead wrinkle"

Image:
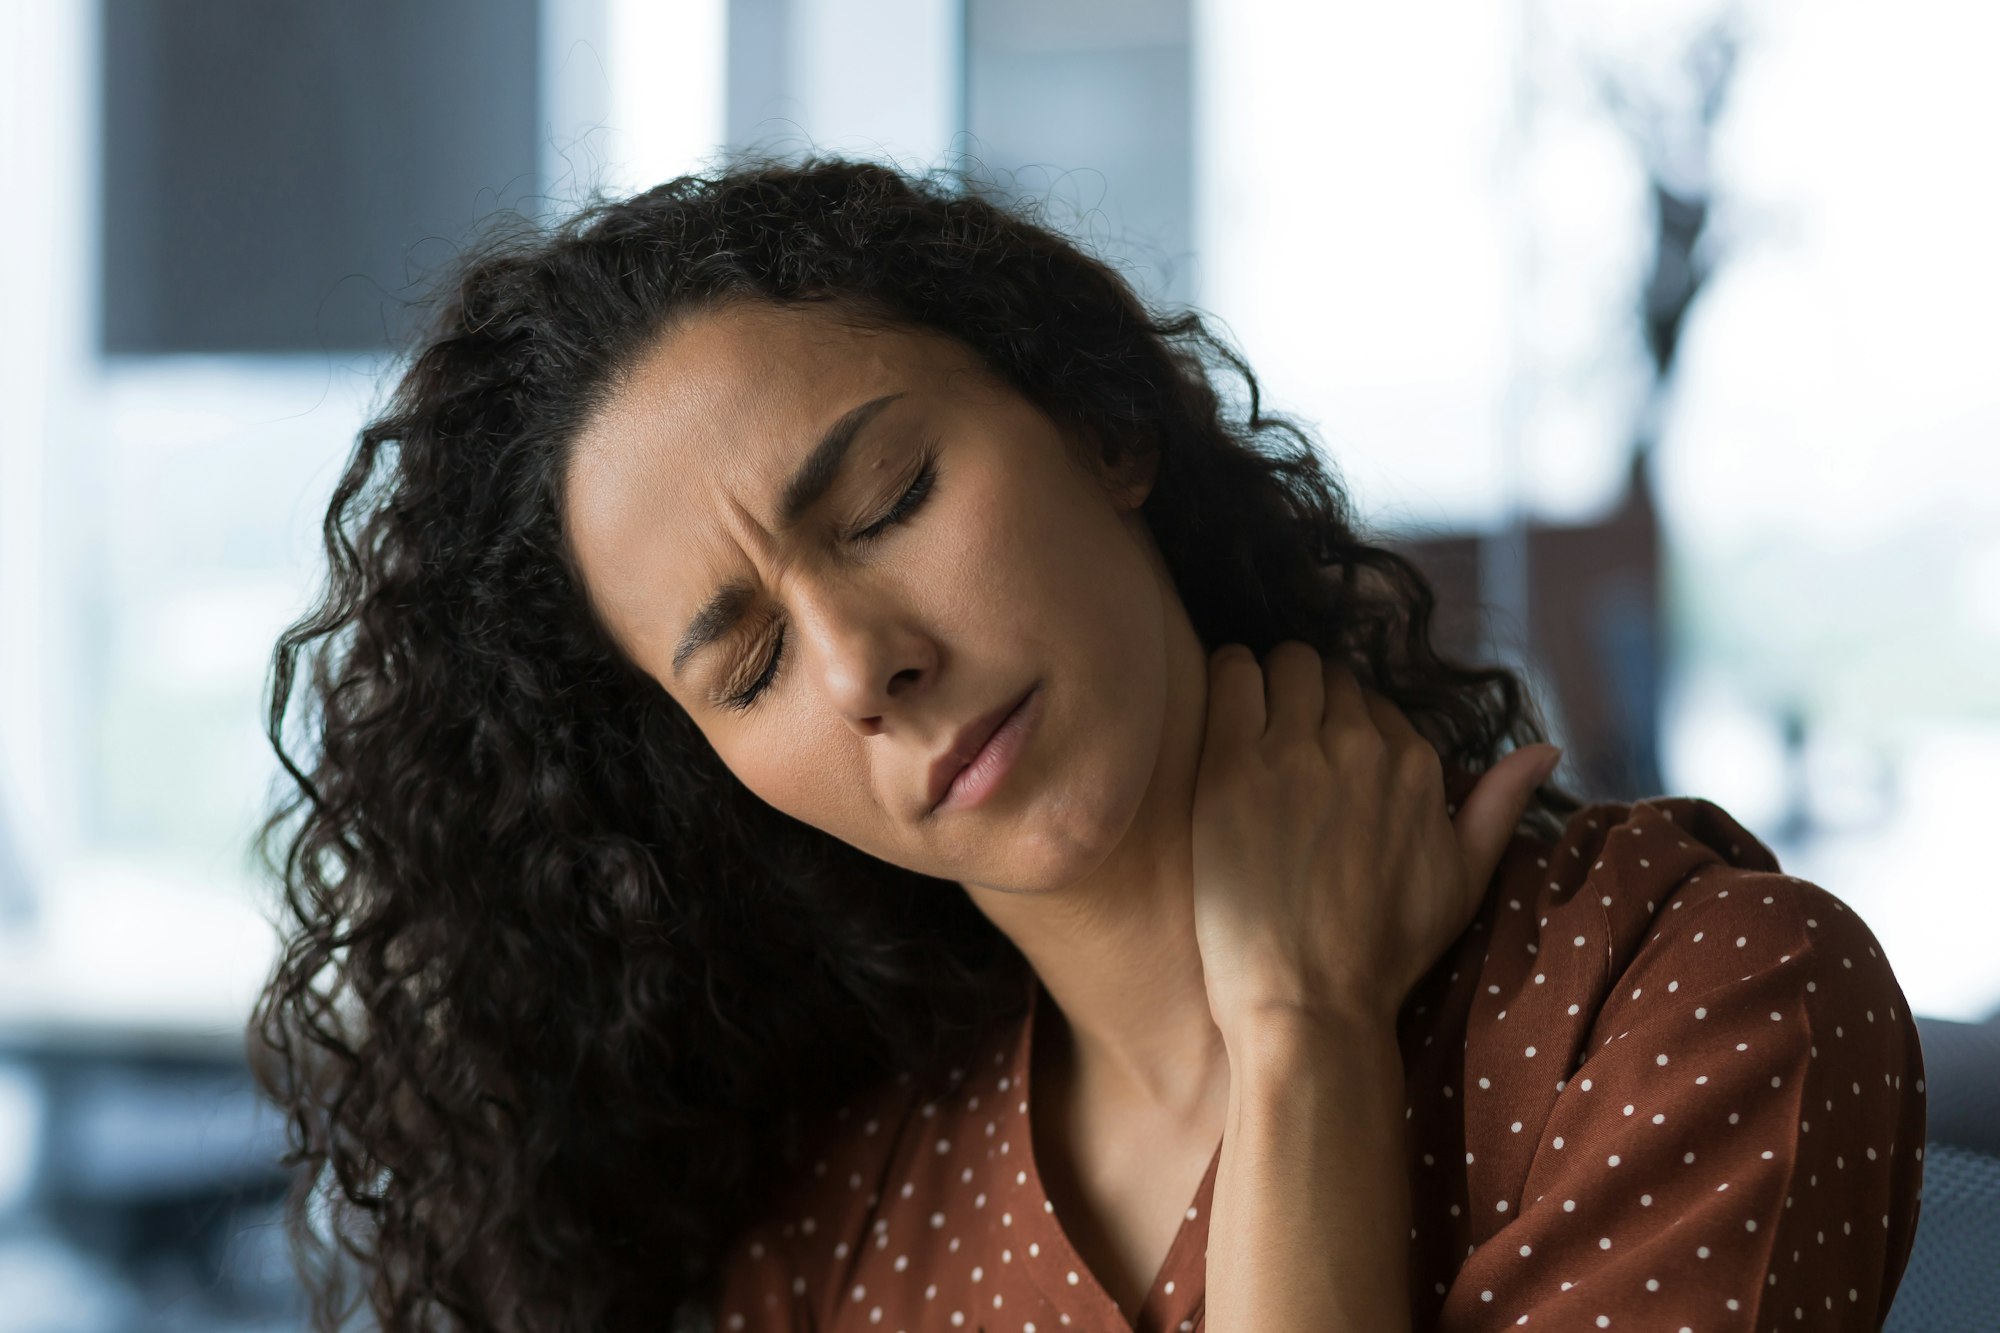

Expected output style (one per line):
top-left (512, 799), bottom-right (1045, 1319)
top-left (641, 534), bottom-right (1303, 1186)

top-left (668, 390), bottom-right (910, 681)
top-left (564, 376), bottom-right (755, 661)
top-left (567, 306), bottom-right (937, 684)
top-left (572, 405), bottom-right (885, 687)
top-left (590, 461), bottom-right (779, 668)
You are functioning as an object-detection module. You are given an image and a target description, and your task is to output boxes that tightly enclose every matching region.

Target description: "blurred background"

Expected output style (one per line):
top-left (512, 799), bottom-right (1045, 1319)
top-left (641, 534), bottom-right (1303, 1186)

top-left (1, 0), bottom-right (1994, 1327)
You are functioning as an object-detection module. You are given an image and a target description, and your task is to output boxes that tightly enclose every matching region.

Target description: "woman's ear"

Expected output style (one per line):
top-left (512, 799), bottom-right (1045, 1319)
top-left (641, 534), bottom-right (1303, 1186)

top-left (1100, 427), bottom-right (1161, 514)
top-left (1057, 412), bottom-right (1159, 513)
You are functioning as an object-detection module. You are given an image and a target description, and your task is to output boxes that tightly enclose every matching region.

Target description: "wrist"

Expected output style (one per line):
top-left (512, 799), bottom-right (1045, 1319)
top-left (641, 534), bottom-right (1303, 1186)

top-left (1224, 1006), bottom-right (1405, 1090)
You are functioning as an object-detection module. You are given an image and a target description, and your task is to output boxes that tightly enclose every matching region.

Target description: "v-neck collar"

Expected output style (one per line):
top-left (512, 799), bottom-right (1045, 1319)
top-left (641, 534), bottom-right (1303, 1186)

top-left (1009, 970), bottom-right (1218, 1333)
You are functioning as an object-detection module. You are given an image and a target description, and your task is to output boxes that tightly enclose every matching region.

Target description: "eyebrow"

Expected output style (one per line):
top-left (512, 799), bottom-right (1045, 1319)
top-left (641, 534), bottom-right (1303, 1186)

top-left (671, 391), bottom-right (908, 680)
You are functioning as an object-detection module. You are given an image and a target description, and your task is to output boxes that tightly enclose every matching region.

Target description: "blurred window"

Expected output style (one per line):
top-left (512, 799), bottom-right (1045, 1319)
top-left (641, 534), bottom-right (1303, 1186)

top-left (1192, 0), bottom-right (2000, 1021)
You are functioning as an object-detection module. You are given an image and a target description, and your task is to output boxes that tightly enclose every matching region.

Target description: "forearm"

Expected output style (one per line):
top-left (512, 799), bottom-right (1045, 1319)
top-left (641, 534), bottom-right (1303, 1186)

top-left (1206, 1015), bottom-right (1415, 1333)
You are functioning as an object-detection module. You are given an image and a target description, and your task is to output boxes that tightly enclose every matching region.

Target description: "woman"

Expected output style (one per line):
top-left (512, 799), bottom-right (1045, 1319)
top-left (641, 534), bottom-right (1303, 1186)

top-left (253, 155), bottom-right (1925, 1333)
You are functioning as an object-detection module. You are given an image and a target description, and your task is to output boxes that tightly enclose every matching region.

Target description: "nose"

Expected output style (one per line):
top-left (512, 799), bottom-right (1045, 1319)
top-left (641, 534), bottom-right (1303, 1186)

top-left (787, 577), bottom-right (929, 722)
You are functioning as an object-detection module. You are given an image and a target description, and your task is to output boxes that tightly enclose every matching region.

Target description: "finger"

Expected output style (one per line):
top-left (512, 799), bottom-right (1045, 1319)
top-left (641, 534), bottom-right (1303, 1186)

top-left (1358, 687), bottom-right (1443, 789)
top-left (1203, 643), bottom-right (1267, 755)
top-left (1317, 654), bottom-right (1376, 752)
top-left (1453, 743), bottom-right (1562, 898)
top-left (1260, 640), bottom-right (1326, 744)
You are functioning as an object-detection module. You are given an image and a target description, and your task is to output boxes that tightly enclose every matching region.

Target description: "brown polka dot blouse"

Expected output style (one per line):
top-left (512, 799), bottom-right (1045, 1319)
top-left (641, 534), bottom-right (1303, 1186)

top-left (709, 784), bottom-right (1927, 1331)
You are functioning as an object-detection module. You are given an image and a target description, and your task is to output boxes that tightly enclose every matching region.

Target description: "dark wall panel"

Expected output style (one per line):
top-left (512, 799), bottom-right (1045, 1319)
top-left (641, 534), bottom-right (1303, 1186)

top-left (100, 0), bottom-right (541, 355)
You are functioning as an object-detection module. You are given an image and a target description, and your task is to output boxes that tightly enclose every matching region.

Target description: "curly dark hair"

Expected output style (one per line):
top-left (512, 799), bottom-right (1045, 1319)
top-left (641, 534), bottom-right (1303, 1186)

top-left (250, 151), bottom-right (1587, 1332)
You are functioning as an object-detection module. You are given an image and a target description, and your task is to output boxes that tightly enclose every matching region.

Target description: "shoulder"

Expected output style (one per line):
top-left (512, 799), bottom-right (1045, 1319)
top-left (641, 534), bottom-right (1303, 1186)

top-left (1521, 792), bottom-right (1896, 1004)
top-left (1400, 785), bottom-right (1923, 1150)
top-left (1400, 790), bottom-right (1928, 1326)
top-left (1444, 788), bottom-right (1857, 1010)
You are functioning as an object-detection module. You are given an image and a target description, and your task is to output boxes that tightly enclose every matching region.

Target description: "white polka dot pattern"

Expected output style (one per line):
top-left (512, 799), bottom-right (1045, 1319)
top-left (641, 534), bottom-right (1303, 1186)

top-left (704, 784), bottom-right (1926, 1332)
top-left (1411, 793), bottom-right (1927, 1331)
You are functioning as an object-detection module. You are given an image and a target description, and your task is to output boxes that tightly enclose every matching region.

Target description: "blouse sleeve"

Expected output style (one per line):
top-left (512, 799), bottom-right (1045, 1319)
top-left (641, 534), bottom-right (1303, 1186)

top-left (1445, 867), bottom-right (1927, 1330)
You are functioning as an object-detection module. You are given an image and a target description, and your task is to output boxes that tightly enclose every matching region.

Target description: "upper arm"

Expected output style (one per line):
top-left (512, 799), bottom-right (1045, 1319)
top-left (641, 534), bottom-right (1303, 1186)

top-left (1440, 870), bottom-right (1926, 1329)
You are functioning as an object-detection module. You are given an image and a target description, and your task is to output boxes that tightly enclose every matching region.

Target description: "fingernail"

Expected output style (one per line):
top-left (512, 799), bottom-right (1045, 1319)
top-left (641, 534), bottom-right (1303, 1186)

top-left (1534, 747), bottom-right (1563, 781)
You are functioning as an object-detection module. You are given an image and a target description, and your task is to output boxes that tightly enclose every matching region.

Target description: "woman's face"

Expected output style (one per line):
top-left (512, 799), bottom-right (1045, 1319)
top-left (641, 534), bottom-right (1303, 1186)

top-left (562, 299), bottom-right (1196, 890)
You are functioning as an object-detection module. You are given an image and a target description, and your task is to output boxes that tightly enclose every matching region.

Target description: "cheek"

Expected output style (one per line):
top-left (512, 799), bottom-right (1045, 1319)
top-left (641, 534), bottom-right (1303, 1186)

top-left (726, 735), bottom-right (868, 830)
top-left (727, 737), bottom-right (932, 868)
top-left (1010, 480), bottom-right (1158, 650)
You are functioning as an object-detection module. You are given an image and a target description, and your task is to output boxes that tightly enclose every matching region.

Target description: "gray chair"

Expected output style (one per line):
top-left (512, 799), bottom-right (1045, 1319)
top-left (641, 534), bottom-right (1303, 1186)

top-left (1885, 1011), bottom-right (2000, 1331)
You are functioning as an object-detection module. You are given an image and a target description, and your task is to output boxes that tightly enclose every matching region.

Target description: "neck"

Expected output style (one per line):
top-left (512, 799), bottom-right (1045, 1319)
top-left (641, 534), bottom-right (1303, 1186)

top-left (959, 574), bottom-right (1229, 1126)
top-left (1025, 901), bottom-right (1231, 1126)
top-left (970, 767), bottom-right (1232, 1131)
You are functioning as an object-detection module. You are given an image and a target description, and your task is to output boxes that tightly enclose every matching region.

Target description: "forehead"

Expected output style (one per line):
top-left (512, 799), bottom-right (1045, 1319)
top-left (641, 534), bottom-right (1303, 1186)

top-left (576, 300), bottom-right (925, 472)
top-left (560, 302), bottom-right (958, 665)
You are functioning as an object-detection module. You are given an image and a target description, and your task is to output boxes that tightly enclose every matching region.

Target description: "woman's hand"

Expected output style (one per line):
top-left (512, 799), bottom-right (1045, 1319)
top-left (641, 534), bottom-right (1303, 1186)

top-left (1190, 640), bottom-right (1560, 1045)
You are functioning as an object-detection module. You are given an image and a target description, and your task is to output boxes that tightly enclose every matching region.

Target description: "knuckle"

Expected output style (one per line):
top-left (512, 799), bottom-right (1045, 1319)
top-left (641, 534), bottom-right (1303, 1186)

top-left (1272, 744), bottom-right (1332, 796)
top-left (1400, 742), bottom-right (1444, 788)
top-left (1326, 728), bottom-right (1380, 768)
top-left (1273, 724), bottom-right (1325, 759)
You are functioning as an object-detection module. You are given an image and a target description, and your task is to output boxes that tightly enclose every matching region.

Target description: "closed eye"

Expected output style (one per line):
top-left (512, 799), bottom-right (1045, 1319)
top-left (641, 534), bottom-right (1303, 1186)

top-left (849, 442), bottom-right (941, 544)
top-left (719, 437), bottom-right (943, 712)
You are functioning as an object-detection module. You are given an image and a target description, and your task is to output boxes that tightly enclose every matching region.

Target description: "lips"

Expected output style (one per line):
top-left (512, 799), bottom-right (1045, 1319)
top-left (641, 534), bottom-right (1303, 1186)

top-left (926, 686), bottom-right (1035, 814)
